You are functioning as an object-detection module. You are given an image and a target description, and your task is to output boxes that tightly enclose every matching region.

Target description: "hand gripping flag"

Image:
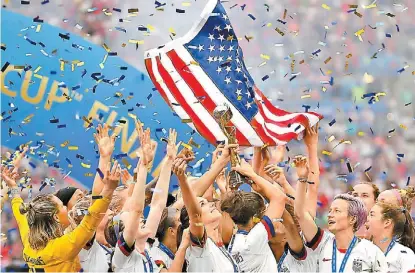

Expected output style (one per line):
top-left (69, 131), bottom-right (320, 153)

top-left (144, 0), bottom-right (323, 146)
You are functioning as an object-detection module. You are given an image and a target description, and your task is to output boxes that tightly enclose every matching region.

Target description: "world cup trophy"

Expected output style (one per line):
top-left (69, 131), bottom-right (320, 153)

top-left (213, 104), bottom-right (250, 190)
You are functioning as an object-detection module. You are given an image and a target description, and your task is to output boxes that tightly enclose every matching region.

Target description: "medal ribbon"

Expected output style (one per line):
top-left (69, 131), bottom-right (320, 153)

top-left (332, 236), bottom-right (358, 273)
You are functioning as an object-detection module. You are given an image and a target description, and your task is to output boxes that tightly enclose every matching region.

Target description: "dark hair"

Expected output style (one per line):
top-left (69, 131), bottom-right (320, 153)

top-left (104, 215), bottom-right (125, 248)
top-left (220, 191), bottom-right (265, 226)
top-left (378, 202), bottom-right (415, 250)
top-left (178, 207), bottom-right (189, 272)
top-left (155, 208), bottom-right (179, 242)
top-left (55, 187), bottom-right (78, 206)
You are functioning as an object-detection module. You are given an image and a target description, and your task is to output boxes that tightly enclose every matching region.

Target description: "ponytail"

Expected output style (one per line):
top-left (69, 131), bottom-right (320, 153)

top-left (400, 208), bottom-right (415, 250)
top-left (19, 202), bottom-right (31, 214)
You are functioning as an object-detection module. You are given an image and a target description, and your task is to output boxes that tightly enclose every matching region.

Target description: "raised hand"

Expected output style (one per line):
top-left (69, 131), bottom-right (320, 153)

top-left (212, 144), bottom-right (225, 164)
top-left (103, 161), bottom-right (121, 190)
top-left (179, 228), bottom-right (191, 249)
top-left (218, 144), bottom-right (239, 162)
top-left (232, 158), bottom-right (255, 178)
top-left (166, 129), bottom-right (178, 160)
top-left (1, 165), bottom-right (19, 188)
top-left (304, 123), bottom-right (318, 148)
top-left (293, 155), bottom-right (309, 179)
top-left (172, 158), bottom-right (187, 182)
top-left (270, 145), bottom-right (285, 164)
top-left (11, 146), bottom-right (29, 169)
top-left (121, 169), bottom-right (133, 185)
top-left (264, 164), bottom-right (283, 180)
top-left (94, 124), bottom-right (116, 158)
top-left (137, 126), bottom-right (157, 167)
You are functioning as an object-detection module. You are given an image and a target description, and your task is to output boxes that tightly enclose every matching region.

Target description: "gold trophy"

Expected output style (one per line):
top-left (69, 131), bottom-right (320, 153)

top-left (213, 104), bottom-right (250, 190)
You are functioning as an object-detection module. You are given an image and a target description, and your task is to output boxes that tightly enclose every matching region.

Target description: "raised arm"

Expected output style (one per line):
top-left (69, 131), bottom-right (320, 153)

top-left (264, 164), bottom-right (296, 200)
top-left (293, 156), bottom-right (318, 242)
top-left (92, 124), bottom-right (116, 197)
top-left (174, 157), bottom-right (204, 239)
top-left (122, 122), bottom-right (155, 248)
top-left (303, 123), bottom-right (320, 219)
top-left (233, 159), bottom-right (286, 220)
top-left (137, 129), bottom-right (177, 247)
top-left (252, 147), bottom-right (262, 174)
top-left (282, 206), bottom-right (305, 257)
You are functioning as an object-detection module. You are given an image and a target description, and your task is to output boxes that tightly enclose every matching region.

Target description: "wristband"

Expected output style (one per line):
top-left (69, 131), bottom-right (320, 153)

top-left (271, 218), bottom-right (283, 223)
top-left (9, 187), bottom-right (19, 198)
top-left (297, 178), bottom-right (307, 183)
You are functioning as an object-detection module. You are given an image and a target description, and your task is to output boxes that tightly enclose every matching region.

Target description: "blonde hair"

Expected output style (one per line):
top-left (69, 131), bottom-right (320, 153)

top-left (399, 186), bottom-right (415, 212)
top-left (19, 194), bottom-right (64, 250)
top-left (66, 195), bottom-right (92, 233)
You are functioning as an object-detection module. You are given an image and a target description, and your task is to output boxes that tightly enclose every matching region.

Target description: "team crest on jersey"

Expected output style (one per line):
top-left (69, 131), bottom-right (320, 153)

top-left (280, 265), bottom-right (289, 272)
top-left (352, 258), bottom-right (363, 273)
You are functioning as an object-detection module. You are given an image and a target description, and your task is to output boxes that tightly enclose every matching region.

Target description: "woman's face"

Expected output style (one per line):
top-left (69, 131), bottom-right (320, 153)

top-left (377, 190), bottom-right (399, 206)
top-left (327, 199), bottom-right (351, 234)
top-left (197, 197), bottom-right (222, 225)
top-left (352, 184), bottom-right (376, 211)
top-left (52, 196), bottom-right (70, 228)
top-left (365, 204), bottom-right (384, 238)
top-left (67, 189), bottom-right (85, 210)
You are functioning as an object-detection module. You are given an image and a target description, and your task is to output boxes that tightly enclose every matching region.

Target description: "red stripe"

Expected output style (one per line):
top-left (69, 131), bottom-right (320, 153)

top-left (254, 115), bottom-right (299, 143)
top-left (145, 58), bottom-right (171, 107)
top-left (155, 56), bottom-right (217, 145)
top-left (251, 118), bottom-right (276, 145)
top-left (257, 99), bottom-right (310, 128)
top-left (166, 50), bottom-right (251, 146)
top-left (254, 86), bottom-right (323, 120)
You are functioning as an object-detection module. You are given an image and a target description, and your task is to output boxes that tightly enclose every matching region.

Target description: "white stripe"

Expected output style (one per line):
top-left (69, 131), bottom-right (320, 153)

top-left (255, 92), bottom-right (321, 126)
top-left (150, 58), bottom-right (196, 131)
top-left (158, 52), bottom-right (226, 141)
top-left (253, 115), bottom-right (285, 146)
top-left (174, 46), bottom-right (264, 147)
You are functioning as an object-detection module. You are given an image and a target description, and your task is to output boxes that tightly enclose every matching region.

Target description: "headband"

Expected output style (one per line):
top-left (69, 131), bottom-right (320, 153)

top-left (392, 189), bottom-right (403, 207)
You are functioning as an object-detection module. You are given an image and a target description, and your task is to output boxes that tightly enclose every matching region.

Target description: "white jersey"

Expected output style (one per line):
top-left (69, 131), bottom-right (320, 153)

top-left (306, 228), bottom-right (387, 273)
top-left (112, 233), bottom-right (159, 272)
top-left (227, 216), bottom-right (277, 272)
top-left (278, 245), bottom-right (314, 273)
top-left (385, 241), bottom-right (415, 273)
top-left (150, 242), bottom-right (175, 269)
top-left (185, 230), bottom-right (239, 272)
top-left (79, 239), bottom-right (111, 272)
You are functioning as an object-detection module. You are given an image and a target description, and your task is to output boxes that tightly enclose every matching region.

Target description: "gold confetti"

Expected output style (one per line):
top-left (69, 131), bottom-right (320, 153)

top-left (275, 28), bottom-right (285, 36)
top-left (128, 39), bottom-right (144, 44)
top-left (81, 162), bottom-right (91, 168)
top-left (182, 2), bottom-right (191, 6)
top-left (260, 54), bottom-right (270, 60)
top-left (354, 28), bottom-right (365, 42)
top-left (301, 95), bottom-right (311, 99)
top-left (68, 146), bottom-right (79, 151)
top-left (181, 119), bottom-right (193, 123)
top-left (60, 60), bottom-right (65, 71)
top-left (346, 53), bottom-right (353, 58)
top-left (322, 150), bottom-right (332, 156)
top-left (349, 4), bottom-right (358, 8)
top-left (283, 9), bottom-right (287, 19)
top-left (362, 3), bottom-right (377, 9)
top-left (34, 74), bottom-right (43, 79)
top-left (322, 4), bottom-right (331, 10)
top-left (291, 60), bottom-right (295, 72)
top-left (354, 11), bottom-right (362, 18)
top-left (358, 131), bottom-right (365, 136)
top-left (61, 141), bottom-right (69, 147)
top-left (122, 158), bottom-right (132, 169)
top-left (36, 24), bottom-right (42, 33)
top-left (399, 124), bottom-right (407, 130)
top-left (34, 66), bottom-right (42, 73)
top-left (169, 27), bottom-right (176, 36)
top-left (190, 60), bottom-right (199, 66)
top-left (237, 95), bottom-right (242, 100)
top-left (84, 173), bottom-right (94, 177)
top-left (324, 57), bottom-right (332, 64)
top-left (328, 135), bottom-right (335, 142)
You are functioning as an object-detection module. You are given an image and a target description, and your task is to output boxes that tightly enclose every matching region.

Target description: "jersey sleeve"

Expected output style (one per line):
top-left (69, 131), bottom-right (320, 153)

top-left (112, 232), bottom-right (137, 269)
top-left (243, 216), bottom-right (275, 254)
top-left (11, 197), bottom-right (29, 247)
top-left (54, 196), bottom-right (111, 259)
top-left (400, 249), bottom-right (415, 273)
top-left (305, 227), bottom-right (329, 254)
top-left (188, 228), bottom-right (208, 257)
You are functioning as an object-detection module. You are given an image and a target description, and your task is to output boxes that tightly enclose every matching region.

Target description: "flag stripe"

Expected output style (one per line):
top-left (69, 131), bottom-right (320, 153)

top-left (251, 118), bottom-right (278, 145)
top-left (255, 113), bottom-right (299, 142)
top-left (171, 46), bottom-right (264, 147)
top-left (166, 49), bottom-right (252, 146)
top-left (155, 56), bottom-right (218, 144)
top-left (145, 57), bottom-right (194, 126)
top-left (157, 52), bottom-right (227, 142)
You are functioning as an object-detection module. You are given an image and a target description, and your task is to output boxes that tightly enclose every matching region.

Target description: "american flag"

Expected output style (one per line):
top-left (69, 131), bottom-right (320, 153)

top-left (144, 0), bottom-right (322, 146)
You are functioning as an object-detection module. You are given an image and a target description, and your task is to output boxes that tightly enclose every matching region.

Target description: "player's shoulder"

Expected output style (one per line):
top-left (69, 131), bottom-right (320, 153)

top-left (394, 243), bottom-right (415, 256)
top-left (357, 239), bottom-right (382, 253)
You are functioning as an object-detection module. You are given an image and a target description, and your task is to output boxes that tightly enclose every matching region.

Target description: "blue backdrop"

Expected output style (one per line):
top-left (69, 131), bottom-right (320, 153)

top-left (1, 10), bottom-right (212, 190)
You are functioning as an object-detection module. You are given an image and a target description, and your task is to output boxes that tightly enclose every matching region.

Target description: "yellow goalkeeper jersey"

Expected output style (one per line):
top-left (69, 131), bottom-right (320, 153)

top-left (12, 196), bottom-right (110, 272)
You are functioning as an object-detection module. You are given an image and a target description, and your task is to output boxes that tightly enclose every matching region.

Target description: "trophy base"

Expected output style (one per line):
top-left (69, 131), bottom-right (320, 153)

top-left (229, 170), bottom-right (251, 191)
